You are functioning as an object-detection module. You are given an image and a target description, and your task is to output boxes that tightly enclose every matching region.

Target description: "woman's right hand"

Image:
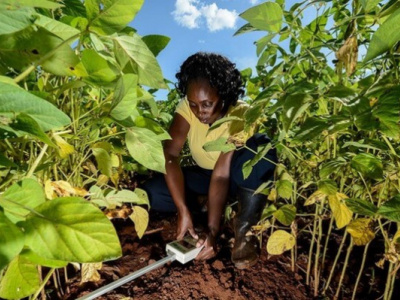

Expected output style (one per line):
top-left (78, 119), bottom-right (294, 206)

top-left (177, 207), bottom-right (198, 240)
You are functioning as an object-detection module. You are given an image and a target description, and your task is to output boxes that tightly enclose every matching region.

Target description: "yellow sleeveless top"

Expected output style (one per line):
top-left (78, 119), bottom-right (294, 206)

top-left (175, 97), bottom-right (248, 170)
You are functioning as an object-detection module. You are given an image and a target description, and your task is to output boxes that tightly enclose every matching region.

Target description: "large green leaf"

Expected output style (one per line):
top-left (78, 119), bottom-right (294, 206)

top-left (372, 88), bottom-right (400, 138)
top-left (282, 93), bottom-right (312, 132)
top-left (273, 204), bottom-right (296, 226)
top-left (20, 249), bottom-right (68, 268)
top-left (326, 85), bottom-right (358, 105)
top-left (0, 8), bottom-right (34, 36)
top-left (34, 13), bottom-right (80, 41)
top-left (125, 127), bottom-right (166, 173)
top-left (0, 81), bottom-right (70, 131)
top-left (364, 6), bottom-right (400, 62)
top-left (10, 113), bottom-right (56, 147)
top-left (351, 153), bottom-right (383, 180)
top-left (114, 34), bottom-right (166, 88)
top-left (0, 255), bottom-right (39, 300)
top-left (377, 195), bottom-right (400, 222)
top-left (240, 2), bottom-right (283, 33)
top-left (142, 35), bottom-right (171, 57)
top-left (92, 147), bottom-right (112, 177)
top-left (361, 0), bottom-right (382, 12)
top-left (0, 27), bottom-right (80, 76)
top-left (276, 179), bottom-right (292, 199)
top-left (0, 178), bottom-right (46, 223)
top-left (87, 0), bottom-right (144, 35)
top-left (76, 49), bottom-right (119, 84)
top-left (110, 74), bottom-right (138, 120)
top-left (203, 137), bottom-right (236, 153)
top-left (293, 117), bottom-right (329, 142)
top-left (0, 0), bottom-right (63, 9)
top-left (0, 211), bottom-right (24, 271)
top-left (345, 198), bottom-right (378, 216)
top-left (23, 197), bottom-right (122, 262)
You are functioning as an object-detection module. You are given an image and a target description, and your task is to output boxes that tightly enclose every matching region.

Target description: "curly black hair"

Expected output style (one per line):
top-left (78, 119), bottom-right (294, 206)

top-left (175, 52), bottom-right (244, 110)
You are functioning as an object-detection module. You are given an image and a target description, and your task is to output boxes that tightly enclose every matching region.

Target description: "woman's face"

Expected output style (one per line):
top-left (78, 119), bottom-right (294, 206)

top-left (186, 79), bottom-right (223, 125)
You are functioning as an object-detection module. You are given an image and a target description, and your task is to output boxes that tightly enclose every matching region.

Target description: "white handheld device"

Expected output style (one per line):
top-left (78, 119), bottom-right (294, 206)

top-left (166, 236), bottom-right (204, 264)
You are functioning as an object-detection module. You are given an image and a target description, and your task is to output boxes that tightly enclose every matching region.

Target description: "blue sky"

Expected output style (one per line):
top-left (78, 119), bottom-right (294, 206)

top-left (130, 0), bottom-right (306, 100)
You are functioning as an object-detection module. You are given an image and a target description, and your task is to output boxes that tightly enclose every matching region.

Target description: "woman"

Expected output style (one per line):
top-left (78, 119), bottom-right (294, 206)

top-left (144, 52), bottom-right (276, 268)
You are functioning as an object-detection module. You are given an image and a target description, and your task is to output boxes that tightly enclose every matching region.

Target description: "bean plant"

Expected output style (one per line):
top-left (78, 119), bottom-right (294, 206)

top-left (0, 0), bottom-right (171, 298)
top-left (218, 0), bottom-right (400, 299)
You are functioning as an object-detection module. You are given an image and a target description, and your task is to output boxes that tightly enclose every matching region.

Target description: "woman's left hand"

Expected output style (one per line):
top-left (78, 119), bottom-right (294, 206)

top-left (195, 232), bottom-right (217, 260)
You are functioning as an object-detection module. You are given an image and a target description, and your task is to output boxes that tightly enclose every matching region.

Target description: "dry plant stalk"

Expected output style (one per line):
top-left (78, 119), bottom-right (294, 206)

top-left (335, 36), bottom-right (358, 76)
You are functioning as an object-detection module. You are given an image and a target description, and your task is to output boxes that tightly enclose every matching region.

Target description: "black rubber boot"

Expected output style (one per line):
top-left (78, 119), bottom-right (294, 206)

top-left (231, 186), bottom-right (267, 269)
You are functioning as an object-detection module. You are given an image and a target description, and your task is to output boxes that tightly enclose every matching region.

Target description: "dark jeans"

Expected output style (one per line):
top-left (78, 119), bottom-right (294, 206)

top-left (142, 133), bottom-right (277, 212)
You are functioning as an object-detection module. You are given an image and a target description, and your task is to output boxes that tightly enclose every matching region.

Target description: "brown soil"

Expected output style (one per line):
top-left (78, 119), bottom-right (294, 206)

top-left (66, 212), bottom-right (312, 300)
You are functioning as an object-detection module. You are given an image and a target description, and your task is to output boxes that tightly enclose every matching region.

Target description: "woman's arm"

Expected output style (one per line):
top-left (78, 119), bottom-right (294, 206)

top-left (164, 113), bottom-right (197, 240)
top-left (196, 150), bottom-right (234, 260)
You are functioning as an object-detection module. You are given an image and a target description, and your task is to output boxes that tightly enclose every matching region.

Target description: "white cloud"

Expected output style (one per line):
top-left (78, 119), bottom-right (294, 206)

top-left (249, 0), bottom-right (260, 5)
top-left (201, 3), bottom-right (238, 32)
top-left (172, 0), bottom-right (238, 32)
top-left (172, 0), bottom-right (202, 29)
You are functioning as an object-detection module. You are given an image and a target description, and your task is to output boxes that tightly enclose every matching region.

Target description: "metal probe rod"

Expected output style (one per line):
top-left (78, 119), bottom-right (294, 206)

top-left (77, 254), bottom-right (176, 300)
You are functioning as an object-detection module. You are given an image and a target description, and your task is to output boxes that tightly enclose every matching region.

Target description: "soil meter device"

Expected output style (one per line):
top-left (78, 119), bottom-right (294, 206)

top-left (77, 237), bottom-right (204, 300)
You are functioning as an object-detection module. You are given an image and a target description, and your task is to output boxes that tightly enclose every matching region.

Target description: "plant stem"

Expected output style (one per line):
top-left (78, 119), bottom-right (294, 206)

top-left (321, 217), bottom-right (334, 271)
top-left (314, 198), bottom-right (326, 296)
top-left (26, 144), bottom-right (49, 178)
top-left (388, 262), bottom-right (398, 300)
top-left (32, 268), bottom-right (56, 300)
top-left (351, 242), bottom-right (370, 300)
top-left (384, 262), bottom-right (394, 300)
top-left (334, 238), bottom-right (354, 299)
top-left (323, 231), bottom-right (348, 294)
top-left (306, 205), bottom-right (318, 285)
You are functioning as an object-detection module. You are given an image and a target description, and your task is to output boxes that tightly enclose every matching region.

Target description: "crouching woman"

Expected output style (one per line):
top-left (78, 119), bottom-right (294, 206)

top-left (143, 52), bottom-right (277, 268)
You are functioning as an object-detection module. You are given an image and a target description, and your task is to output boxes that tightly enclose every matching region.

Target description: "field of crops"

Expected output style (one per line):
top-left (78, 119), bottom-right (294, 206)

top-left (1, 0), bottom-right (400, 299)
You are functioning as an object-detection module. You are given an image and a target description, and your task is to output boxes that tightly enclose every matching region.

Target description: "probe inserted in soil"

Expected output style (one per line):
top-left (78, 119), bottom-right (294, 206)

top-left (77, 237), bottom-right (203, 300)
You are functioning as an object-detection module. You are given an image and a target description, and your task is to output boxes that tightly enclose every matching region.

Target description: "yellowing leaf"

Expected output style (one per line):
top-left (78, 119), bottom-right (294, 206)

top-left (97, 174), bottom-right (109, 186)
top-left (346, 218), bottom-right (375, 246)
top-left (53, 134), bottom-right (74, 158)
top-left (44, 179), bottom-right (56, 200)
top-left (336, 35), bottom-right (358, 76)
top-left (268, 188), bottom-right (277, 201)
top-left (329, 193), bottom-right (353, 229)
top-left (81, 262), bottom-right (102, 283)
top-left (129, 206), bottom-right (149, 239)
top-left (304, 190), bottom-right (326, 206)
top-left (266, 230), bottom-right (296, 255)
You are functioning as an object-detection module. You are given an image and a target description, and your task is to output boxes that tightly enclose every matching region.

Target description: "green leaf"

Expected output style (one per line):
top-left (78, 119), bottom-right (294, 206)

top-left (318, 179), bottom-right (337, 196)
top-left (273, 204), bottom-right (296, 226)
top-left (0, 153), bottom-right (17, 167)
top-left (34, 13), bottom-right (80, 41)
top-left (0, 178), bottom-right (45, 223)
top-left (276, 179), bottom-right (292, 199)
top-left (20, 249), bottom-right (68, 268)
top-left (106, 189), bottom-right (149, 207)
top-left (0, 0), bottom-right (63, 9)
top-left (92, 147), bottom-right (112, 177)
top-left (0, 81), bottom-right (70, 131)
top-left (114, 34), bottom-right (166, 88)
top-left (377, 194), bottom-right (400, 221)
top-left (87, 0), bottom-right (144, 35)
top-left (77, 49), bottom-right (119, 84)
top-left (364, 6), bottom-right (400, 62)
top-left (282, 93), bottom-right (312, 132)
top-left (0, 27), bottom-right (79, 76)
top-left (372, 88), bottom-right (400, 138)
top-left (351, 153), bottom-right (383, 180)
top-left (361, 0), bottom-right (383, 12)
top-left (110, 74), bottom-right (138, 120)
top-left (319, 157), bottom-right (347, 179)
top-left (203, 137), bottom-right (236, 153)
top-left (142, 35), bottom-right (170, 57)
top-left (240, 2), bottom-right (283, 33)
top-left (0, 8), bottom-right (34, 36)
top-left (293, 117), bottom-right (328, 142)
top-left (233, 22), bottom-right (257, 36)
top-left (0, 255), bottom-right (39, 299)
top-left (23, 197), bottom-right (122, 262)
top-left (345, 198), bottom-right (378, 216)
top-left (242, 143), bottom-right (273, 179)
top-left (326, 85), bottom-right (358, 105)
top-left (0, 211), bottom-right (24, 271)
top-left (125, 127), bottom-right (166, 173)
top-left (10, 113), bottom-right (56, 147)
